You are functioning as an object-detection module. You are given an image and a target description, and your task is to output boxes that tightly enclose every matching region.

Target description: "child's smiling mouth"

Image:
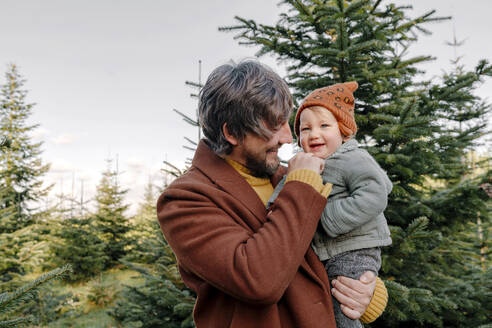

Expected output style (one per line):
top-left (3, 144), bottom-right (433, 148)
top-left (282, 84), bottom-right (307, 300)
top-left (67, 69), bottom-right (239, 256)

top-left (309, 143), bottom-right (325, 150)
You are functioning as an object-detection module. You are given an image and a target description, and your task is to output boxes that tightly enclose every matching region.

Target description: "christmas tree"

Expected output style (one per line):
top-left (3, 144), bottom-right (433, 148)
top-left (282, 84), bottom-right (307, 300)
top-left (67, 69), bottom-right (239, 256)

top-left (0, 64), bottom-right (51, 233)
top-left (93, 158), bottom-right (130, 268)
top-left (50, 217), bottom-right (108, 282)
top-left (111, 181), bottom-right (195, 328)
top-left (0, 64), bottom-right (52, 290)
top-left (0, 265), bottom-right (71, 327)
top-left (220, 1), bottom-right (491, 326)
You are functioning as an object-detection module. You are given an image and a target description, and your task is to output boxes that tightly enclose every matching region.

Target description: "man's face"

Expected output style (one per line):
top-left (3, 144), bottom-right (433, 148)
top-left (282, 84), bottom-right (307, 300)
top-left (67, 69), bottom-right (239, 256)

top-left (232, 121), bottom-right (292, 177)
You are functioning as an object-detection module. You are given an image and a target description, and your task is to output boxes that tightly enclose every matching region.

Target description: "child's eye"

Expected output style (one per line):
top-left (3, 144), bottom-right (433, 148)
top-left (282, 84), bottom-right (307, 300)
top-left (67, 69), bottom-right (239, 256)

top-left (301, 127), bottom-right (310, 132)
top-left (321, 124), bottom-right (329, 128)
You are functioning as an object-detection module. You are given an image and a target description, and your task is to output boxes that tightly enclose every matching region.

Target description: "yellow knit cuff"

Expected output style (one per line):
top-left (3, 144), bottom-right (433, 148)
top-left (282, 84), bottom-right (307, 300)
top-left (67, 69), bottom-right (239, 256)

top-left (285, 169), bottom-right (332, 197)
top-left (320, 182), bottom-right (333, 198)
top-left (285, 169), bottom-right (324, 193)
top-left (360, 277), bottom-right (388, 323)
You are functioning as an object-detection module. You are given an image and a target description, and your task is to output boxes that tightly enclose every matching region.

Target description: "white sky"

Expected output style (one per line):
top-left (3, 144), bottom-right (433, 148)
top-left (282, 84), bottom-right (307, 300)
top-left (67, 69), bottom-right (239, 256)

top-left (1, 0), bottom-right (490, 214)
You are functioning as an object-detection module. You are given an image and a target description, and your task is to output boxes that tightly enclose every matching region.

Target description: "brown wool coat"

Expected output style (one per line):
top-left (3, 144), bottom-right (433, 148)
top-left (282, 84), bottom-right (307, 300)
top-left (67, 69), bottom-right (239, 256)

top-left (157, 140), bottom-right (336, 328)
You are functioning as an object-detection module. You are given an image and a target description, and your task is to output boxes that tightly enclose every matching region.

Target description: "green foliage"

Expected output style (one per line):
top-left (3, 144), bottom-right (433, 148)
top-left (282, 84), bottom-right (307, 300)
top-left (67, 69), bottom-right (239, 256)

top-left (86, 277), bottom-right (118, 308)
top-left (0, 65), bottom-right (53, 291)
top-left (0, 64), bottom-right (51, 233)
top-left (110, 186), bottom-right (195, 328)
top-left (0, 4), bottom-right (488, 327)
top-left (0, 265), bottom-right (71, 327)
top-left (0, 229), bottom-right (25, 291)
top-left (221, 0), bottom-right (491, 327)
top-left (111, 260), bottom-right (195, 327)
top-left (124, 178), bottom-right (160, 263)
top-left (21, 289), bottom-right (74, 326)
top-left (111, 261), bottom-right (195, 328)
top-left (93, 159), bottom-right (131, 268)
top-left (50, 217), bottom-right (108, 282)
top-left (0, 223), bottom-right (53, 292)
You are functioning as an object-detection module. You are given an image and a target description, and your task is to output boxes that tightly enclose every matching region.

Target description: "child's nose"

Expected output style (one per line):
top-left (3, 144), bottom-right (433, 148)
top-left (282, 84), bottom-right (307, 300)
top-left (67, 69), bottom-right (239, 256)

top-left (309, 127), bottom-right (321, 138)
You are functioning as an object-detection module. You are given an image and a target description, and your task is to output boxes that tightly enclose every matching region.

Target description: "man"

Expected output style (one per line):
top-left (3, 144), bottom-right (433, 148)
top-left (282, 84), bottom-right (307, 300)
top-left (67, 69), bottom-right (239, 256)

top-left (157, 60), bottom-right (387, 328)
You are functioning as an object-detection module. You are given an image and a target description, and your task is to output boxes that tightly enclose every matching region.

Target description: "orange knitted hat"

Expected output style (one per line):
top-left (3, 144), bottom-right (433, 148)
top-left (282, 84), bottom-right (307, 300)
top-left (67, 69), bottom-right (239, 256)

top-left (294, 81), bottom-right (358, 144)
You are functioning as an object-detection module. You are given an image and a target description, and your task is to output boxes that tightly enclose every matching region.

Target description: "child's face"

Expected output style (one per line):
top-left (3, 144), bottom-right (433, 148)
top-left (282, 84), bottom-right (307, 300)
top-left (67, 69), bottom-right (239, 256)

top-left (299, 106), bottom-right (345, 159)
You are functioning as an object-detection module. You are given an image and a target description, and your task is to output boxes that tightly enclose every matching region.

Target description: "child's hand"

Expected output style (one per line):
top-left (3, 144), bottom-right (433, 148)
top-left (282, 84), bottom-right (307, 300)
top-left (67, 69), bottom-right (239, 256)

top-left (330, 271), bottom-right (376, 319)
top-left (287, 152), bottom-right (324, 174)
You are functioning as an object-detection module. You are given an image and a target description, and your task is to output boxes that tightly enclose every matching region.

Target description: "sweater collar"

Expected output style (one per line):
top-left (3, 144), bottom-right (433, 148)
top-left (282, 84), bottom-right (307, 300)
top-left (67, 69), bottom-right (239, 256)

top-left (224, 158), bottom-right (271, 187)
top-left (192, 140), bottom-right (282, 221)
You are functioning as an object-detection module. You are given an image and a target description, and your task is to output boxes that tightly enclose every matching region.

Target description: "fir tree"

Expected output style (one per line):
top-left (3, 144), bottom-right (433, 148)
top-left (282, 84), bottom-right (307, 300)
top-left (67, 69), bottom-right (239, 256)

top-left (111, 182), bottom-right (195, 328)
top-left (0, 264), bottom-right (71, 327)
top-left (93, 158), bottom-right (130, 268)
top-left (0, 65), bottom-right (51, 290)
top-left (172, 60), bottom-right (203, 165)
top-left (0, 64), bottom-right (51, 233)
top-left (124, 176), bottom-right (159, 263)
top-left (0, 229), bottom-right (23, 292)
top-left (111, 223), bottom-right (195, 328)
top-left (220, 1), bottom-right (491, 326)
top-left (136, 175), bottom-right (158, 221)
top-left (50, 217), bottom-right (108, 282)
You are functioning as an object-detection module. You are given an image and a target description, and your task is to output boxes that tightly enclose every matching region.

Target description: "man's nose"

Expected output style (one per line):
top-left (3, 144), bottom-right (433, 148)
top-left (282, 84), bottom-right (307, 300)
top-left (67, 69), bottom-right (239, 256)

top-left (278, 122), bottom-right (293, 144)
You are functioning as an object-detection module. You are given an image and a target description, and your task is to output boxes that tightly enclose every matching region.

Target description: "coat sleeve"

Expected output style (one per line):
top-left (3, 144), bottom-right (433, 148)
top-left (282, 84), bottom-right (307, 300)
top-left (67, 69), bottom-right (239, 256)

top-left (157, 179), bottom-right (327, 305)
top-left (319, 151), bottom-right (392, 237)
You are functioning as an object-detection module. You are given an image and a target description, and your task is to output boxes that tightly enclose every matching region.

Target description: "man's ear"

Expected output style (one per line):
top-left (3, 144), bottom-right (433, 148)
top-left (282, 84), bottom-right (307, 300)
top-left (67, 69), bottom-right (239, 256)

top-left (222, 123), bottom-right (239, 146)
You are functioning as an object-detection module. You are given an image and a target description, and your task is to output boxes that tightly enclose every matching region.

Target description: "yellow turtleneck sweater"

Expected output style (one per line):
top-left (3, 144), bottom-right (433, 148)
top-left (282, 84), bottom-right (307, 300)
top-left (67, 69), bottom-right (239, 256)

top-left (225, 158), bottom-right (275, 205)
top-left (225, 158), bottom-right (332, 205)
top-left (225, 158), bottom-right (387, 323)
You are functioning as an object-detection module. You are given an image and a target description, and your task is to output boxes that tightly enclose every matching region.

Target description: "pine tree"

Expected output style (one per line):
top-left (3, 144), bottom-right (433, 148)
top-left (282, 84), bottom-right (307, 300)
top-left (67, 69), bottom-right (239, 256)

top-left (220, 1), bottom-right (491, 326)
top-left (50, 217), bottom-right (108, 282)
top-left (0, 228), bottom-right (24, 292)
top-left (0, 264), bottom-right (71, 327)
top-left (93, 158), bottom-right (130, 268)
top-left (172, 60), bottom-right (203, 165)
top-left (111, 223), bottom-right (195, 328)
top-left (137, 175), bottom-right (158, 221)
top-left (0, 65), bottom-right (52, 290)
top-left (111, 181), bottom-right (195, 328)
top-left (124, 176), bottom-right (159, 263)
top-left (0, 64), bottom-right (51, 233)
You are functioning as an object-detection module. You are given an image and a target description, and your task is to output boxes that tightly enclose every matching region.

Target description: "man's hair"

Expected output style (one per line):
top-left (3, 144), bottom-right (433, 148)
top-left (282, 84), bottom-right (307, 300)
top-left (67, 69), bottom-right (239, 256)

top-left (198, 60), bottom-right (292, 155)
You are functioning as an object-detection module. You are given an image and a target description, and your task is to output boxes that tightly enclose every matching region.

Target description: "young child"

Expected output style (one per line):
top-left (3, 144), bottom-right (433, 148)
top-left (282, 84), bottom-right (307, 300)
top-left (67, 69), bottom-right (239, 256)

top-left (268, 81), bottom-right (392, 328)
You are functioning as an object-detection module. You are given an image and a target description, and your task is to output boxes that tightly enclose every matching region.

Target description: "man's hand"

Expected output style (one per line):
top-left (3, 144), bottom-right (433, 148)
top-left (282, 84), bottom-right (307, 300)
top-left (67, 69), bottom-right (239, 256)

top-left (287, 152), bottom-right (324, 174)
top-left (331, 271), bottom-right (376, 319)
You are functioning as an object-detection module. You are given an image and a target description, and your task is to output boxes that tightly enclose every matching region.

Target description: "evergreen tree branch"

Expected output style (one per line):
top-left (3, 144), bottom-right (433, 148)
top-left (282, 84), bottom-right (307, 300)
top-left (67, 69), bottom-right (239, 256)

top-left (0, 265), bottom-right (71, 324)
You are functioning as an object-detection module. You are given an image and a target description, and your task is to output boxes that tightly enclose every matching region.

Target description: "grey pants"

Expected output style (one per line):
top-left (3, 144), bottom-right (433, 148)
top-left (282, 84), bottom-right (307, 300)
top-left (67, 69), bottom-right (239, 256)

top-left (323, 247), bottom-right (381, 328)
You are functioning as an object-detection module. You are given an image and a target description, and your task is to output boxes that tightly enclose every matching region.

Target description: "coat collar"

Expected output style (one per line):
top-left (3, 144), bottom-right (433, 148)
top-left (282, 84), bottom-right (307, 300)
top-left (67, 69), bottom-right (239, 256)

top-left (192, 140), bottom-right (286, 222)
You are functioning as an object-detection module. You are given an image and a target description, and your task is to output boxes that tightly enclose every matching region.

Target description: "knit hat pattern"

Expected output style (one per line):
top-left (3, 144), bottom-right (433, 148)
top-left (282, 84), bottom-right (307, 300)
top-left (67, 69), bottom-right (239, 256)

top-left (294, 81), bottom-right (358, 142)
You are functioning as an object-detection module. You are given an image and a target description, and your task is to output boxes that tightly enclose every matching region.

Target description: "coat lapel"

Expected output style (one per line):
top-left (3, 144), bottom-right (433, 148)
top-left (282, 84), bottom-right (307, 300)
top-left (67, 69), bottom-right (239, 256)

top-left (302, 249), bottom-right (331, 293)
top-left (192, 140), bottom-right (267, 224)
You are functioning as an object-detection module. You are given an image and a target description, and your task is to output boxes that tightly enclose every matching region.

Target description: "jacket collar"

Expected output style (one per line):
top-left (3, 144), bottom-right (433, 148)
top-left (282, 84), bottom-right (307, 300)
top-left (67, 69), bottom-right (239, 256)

top-left (192, 140), bottom-right (286, 222)
top-left (333, 138), bottom-right (358, 155)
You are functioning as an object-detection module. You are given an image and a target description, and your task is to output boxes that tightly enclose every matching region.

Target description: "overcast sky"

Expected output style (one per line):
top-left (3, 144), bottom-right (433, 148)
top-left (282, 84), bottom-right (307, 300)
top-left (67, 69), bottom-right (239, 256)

top-left (1, 0), bottom-right (490, 214)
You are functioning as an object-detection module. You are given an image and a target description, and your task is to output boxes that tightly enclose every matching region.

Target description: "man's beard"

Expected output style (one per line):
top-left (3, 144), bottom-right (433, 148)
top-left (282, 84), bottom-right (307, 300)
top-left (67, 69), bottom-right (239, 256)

top-left (243, 147), bottom-right (280, 178)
